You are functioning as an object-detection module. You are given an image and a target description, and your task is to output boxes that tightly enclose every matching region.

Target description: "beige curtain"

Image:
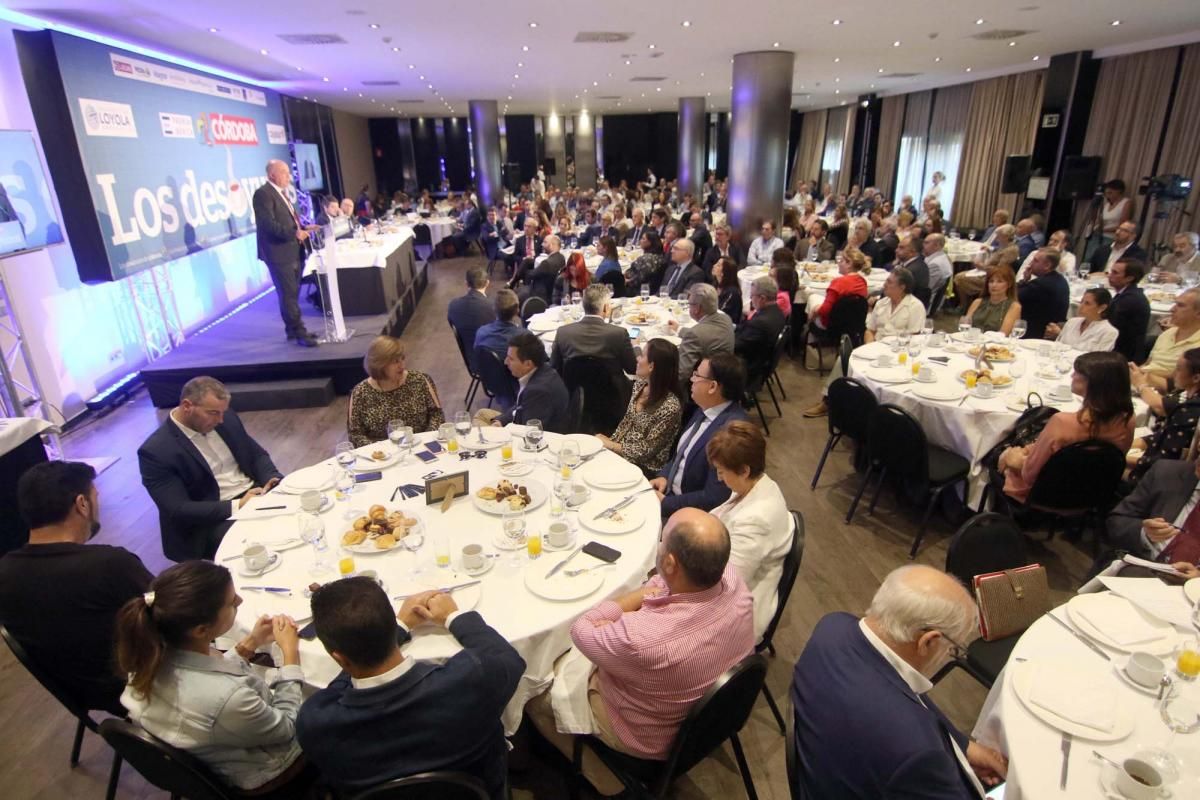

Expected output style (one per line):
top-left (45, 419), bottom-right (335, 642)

top-left (838, 107), bottom-right (856, 195)
top-left (955, 70), bottom-right (1046, 230)
top-left (1151, 43), bottom-right (1200, 245)
top-left (925, 83), bottom-right (971, 219)
top-left (875, 95), bottom-right (905, 199)
top-left (894, 90), bottom-right (932, 205)
top-left (791, 109), bottom-right (827, 191)
top-left (820, 106), bottom-right (855, 195)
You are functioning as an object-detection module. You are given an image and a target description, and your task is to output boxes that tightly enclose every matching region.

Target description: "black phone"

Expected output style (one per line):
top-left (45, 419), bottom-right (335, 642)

top-left (355, 471), bottom-right (382, 483)
top-left (298, 620), bottom-right (318, 641)
top-left (425, 441), bottom-right (443, 454)
top-left (415, 450), bottom-right (438, 463)
top-left (582, 541), bottom-right (621, 563)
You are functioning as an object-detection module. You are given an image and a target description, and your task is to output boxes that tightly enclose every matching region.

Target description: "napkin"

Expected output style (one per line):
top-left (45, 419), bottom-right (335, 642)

top-left (1028, 666), bottom-right (1116, 732)
top-left (278, 464), bottom-right (335, 494)
top-left (582, 457), bottom-right (641, 488)
top-left (1073, 595), bottom-right (1160, 646)
top-left (229, 495), bottom-right (302, 521)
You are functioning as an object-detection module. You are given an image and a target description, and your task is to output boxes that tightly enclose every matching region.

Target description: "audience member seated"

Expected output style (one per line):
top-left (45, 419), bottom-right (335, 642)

top-left (481, 207), bottom-right (510, 260)
top-left (1106, 259), bottom-right (1152, 362)
top-left (349, 336), bottom-right (445, 447)
top-left (448, 266), bottom-right (495, 368)
top-left (889, 236), bottom-right (930, 306)
top-left (688, 212), bottom-right (712, 264)
top-left (554, 215), bottom-right (578, 250)
top-left (806, 246), bottom-right (870, 332)
top-left (624, 230), bottom-right (666, 296)
top-left (314, 195), bottom-right (341, 227)
top-left (701, 223), bottom-right (743, 278)
top-left (1017, 229), bottom-right (1076, 281)
top-left (593, 236), bottom-right (622, 282)
top-left (661, 238), bottom-right (705, 297)
top-left (116, 561), bottom-right (312, 795)
top-left (796, 198), bottom-right (819, 233)
top-left (706, 422), bottom-right (792, 640)
top-left (1016, 249), bottom-right (1069, 339)
top-left (1093, 221), bottom-right (1148, 275)
top-left (796, 219), bottom-right (836, 263)
top-left (790, 565), bottom-right (1007, 798)
top-left (1157, 232), bottom-right (1200, 283)
top-left (1014, 218), bottom-right (1038, 262)
top-left (1129, 348), bottom-right (1200, 483)
top-left (980, 209), bottom-right (1010, 246)
top-left (651, 353), bottom-right (748, 515)
top-left (997, 351), bottom-right (1135, 504)
top-left (0, 461), bottom-right (152, 716)
top-left (1137, 288), bottom-right (1200, 390)
top-left (138, 377), bottom-right (283, 561)
top-left (550, 285), bottom-right (636, 374)
top-left (527, 508), bottom-right (754, 797)
top-left (662, 221), bottom-right (684, 257)
top-left (297, 578), bottom-right (523, 799)
top-left (596, 339), bottom-right (684, 474)
top-left (508, 218), bottom-right (542, 274)
top-left (747, 220), bottom-right (785, 266)
top-left (770, 250), bottom-right (800, 318)
top-left (625, 208), bottom-right (646, 247)
top-left (1107, 458), bottom-right (1200, 563)
top-left (963, 265), bottom-right (1021, 336)
top-left (712, 257), bottom-right (744, 325)
top-left (446, 198), bottom-right (482, 255)
top-left (474, 288), bottom-right (524, 361)
top-left (551, 251), bottom-right (591, 305)
top-left (1046, 288), bottom-right (1118, 352)
top-left (921, 233), bottom-right (953, 303)
top-left (495, 331), bottom-right (570, 433)
top-left (736, 276), bottom-right (787, 381)
top-left (670, 283), bottom-right (735, 390)
top-left (955, 226), bottom-right (1016, 309)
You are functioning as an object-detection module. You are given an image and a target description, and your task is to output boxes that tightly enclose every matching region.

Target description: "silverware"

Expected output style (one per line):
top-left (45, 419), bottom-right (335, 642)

top-left (1046, 612), bottom-right (1111, 661)
top-left (957, 393), bottom-right (970, 406)
top-left (1158, 673), bottom-right (1174, 701)
top-left (242, 586), bottom-right (291, 595)
top-left (546, 547), bottom-right (583, 579)
top-left (593, 487), bottom-right (654, 520)
top-left (1060, 733), bottom-right (1072, 789)
top-left (565, 564), bottom-right (615, 577)
top-left (1092, 750), bottom-right (1121, 770)
top-left (392, 580), bottom-right (480, 601)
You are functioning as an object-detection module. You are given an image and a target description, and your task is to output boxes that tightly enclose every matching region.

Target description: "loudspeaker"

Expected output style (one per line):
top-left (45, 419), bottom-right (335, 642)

top-left (1001, 155), bottom-right (1031, 194)
top-left (1057, 155), bottom-right (1102, 199)
top-left (541, 158), bottom-right (557, 177)
top-left (502, 162), bottom-right (521, 193)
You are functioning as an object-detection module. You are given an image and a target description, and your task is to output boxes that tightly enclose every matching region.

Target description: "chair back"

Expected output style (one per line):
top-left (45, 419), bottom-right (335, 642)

top-left (827, 294), bottom-right (867, 345)
top-left (520, 296), bottom-right (547, 323)
top-left (566, 385), bottom-right (585, 434)
top-left (929, 279), bottom-right (949, 316)
top-left (448, 321), bottom-right (479, 378)
top-left (826, 377), bottom-right (877, 441)
top-left (412, 223), bottom-right (432, 246)
top-left (474, 346), bottom-right (518, 410)
top-left (0, 624), bottom-right (93, 725)
top-left (1026, 438), bottom-right (1126, 514)
top-left (758, 511), bottom-right (806, 652)
top-left (561, 356), bottom-right (630, 435)
top-left (838, 334), bottom-right (854, 375)
top-left (598, 269), bottom-right (626, 296)
top-left (944, 513), bottom-right (1030, 589)
top-left (98, 719), bottom-right (234, 800)
top-left (350, 771), bottom-right (490, 800)
top-left (767, 324), bottom-right (789, 377)
top-left (866, 404), bottom-right (931, 500)
top-left (786, 703), bottom-right (809, 800)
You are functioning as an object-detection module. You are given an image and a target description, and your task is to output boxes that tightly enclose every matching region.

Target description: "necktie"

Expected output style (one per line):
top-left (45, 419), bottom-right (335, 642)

top-left (1161, 499), bottom-right (1200, 563)
top-left (666, 265), bottom-right (681, 295)
top-left (526, 237), bottom-right (533, 258)
top-left (665, 415), bottom-right (704, 490)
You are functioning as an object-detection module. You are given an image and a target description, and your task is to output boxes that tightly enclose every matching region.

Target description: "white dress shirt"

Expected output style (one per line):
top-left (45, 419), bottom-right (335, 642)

top-left (170, 412), bottom-right (254, 502)
top-left (1055, 317), bottom-right (1119, 352)
top-left (925, 250), bottom-right (953, 289)
top-left (1141, 483), bottom-right (1200, 557)
top-left (1104, 242), bottom-right (1133, 273)
top-left (671, 401), bottom-right (731, 495)
top-left (868, 294), bottom-right (927, 338)
top-left (747, 236), bottom-right (785, 266)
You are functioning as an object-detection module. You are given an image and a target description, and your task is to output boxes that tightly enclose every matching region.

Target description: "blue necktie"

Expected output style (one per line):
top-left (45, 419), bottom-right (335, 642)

top-left (665, 414), bottom-right (704, 491)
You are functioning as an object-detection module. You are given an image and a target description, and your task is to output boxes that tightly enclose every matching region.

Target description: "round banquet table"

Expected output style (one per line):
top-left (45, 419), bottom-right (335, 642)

top-left (944, 238), bottom-right (987, 263)
top-left (738, 263), bottom-right (888, 315)
top-left (498, 246), bottom-right (643, 275)
top-left (216, 428), bottom-right (662, 734)
top-left (1069, 278), bottom-right (1179, 336)
top-left (526, 296), bottom-right (693, 355)
top-left (971, 593), bottom-right (1200, 800)
top-left (846, 334), bottom-right (1148, 507)
top-left (399, 214), bottom-right (456, 247)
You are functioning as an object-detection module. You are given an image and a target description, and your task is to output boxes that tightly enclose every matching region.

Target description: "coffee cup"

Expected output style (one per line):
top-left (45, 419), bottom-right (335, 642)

top-left (875, 354), bottom-right (893, 368)
top-left (1124, 652), bottom-right (1165, 688)
top-left (358, 569), bottom-right (380, 584)
top-left (243, 543), bottom-right (269, 572)
top-left (461, 543), bottom-right (484, 571)
top-left (1050, 385), bottom-right (1072, 402)
top-left (546, 521), bottom-right (571, 548)
top-left (930, 332), bottom-right (946, 347)
top-left (975, 381), bottom-right (994, 398)
top-left (569, 486), bottom-right (590, 507)
top-left (300, 490), bottom-right (322, 514)
top-left (1115, 758), bottom-right (1163, 800)
top-left (918, 366), bottom-right (935, 382)
top-left (966, 328), bottom-right (981, 342)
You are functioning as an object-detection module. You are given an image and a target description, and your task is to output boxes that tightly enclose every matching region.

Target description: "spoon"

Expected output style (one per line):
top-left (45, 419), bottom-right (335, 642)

top-left (565, 564), bottom-right (614, 577)
top-left (1092, 750), bottom-right (1122, 771)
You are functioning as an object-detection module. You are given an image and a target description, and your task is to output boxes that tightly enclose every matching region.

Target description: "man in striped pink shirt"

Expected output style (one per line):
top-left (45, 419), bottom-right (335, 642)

top-left (529, 508), bottom-right (754, 795)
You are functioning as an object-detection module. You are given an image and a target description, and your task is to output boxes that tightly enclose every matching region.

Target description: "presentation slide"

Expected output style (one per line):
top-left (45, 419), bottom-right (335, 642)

top-left (38, 31), bottom-right (292, 280)
top-left (294, 142), bottom-right (324, 192)
top-left (0, 130), bottom-right (64, 256)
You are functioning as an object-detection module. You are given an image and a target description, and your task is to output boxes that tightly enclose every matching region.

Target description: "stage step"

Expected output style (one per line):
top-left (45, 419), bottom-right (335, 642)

top-left (226, 378), bottom-right (335, 411)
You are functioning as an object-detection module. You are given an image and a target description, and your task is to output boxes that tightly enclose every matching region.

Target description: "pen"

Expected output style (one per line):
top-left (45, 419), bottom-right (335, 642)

top-left (255, 505), bottom-right (286, 511)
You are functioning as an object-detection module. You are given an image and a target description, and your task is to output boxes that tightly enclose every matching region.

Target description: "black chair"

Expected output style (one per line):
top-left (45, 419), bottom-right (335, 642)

top-left (760, 325), bottom-right (791, 418)
top-left (928, 279), bottom-right (950, 316)
top-left (1020, 439), bottom-right (1127, 540)
top-left (568, 653), bottom-right (767, 800)
top-left (98, 718), bottom-right (234, 800)
top-left (474, 346), bottom-right (518, 411)
top-left (743, 335), bottom-right (781, 436)
top-left (350, 771), bottom-right (490, 800)
top-left (565, 385), bottom-right (585, 434)
top-left (811, 377), bottom-right (877, 489)
top-left (449, 321), bottom-right (484, 410)
top-left (847, 404), bottom-right (971, 558)
top-left (785, 703), bottom-right (806, 800)
top-left (932, 513), bottom-right (1032, 688)
top-left (757, 511), bottom-right (806, 735)
top-left (801, 295), bottom-right (867, 376)
top-left (598, 269), bottom-right (626, 297)
top-left (1, 625), bottom-right (123, 800)
top-left (520, 295), bottom-right (547, 324)
top-left (838, 333), bottom-right (854, 376)
top-left (412, 223), bottom-right (433, 261)
top-left (561, 356), bottom-right (631, 436)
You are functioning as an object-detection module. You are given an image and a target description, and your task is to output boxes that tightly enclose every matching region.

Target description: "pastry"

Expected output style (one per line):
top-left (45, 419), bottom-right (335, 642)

top-left (371, 450), bottom-right (387, 461)
top-left (352, 516), bottom-right (370, 531)
top-left (342, 529), bottom-right (366, 546)
top-left (368, 504), bottom-right (387, 520)
top-left (476, 486), bottom-right (498, 500)
top-left (375, 533), bottom-right (397, 549)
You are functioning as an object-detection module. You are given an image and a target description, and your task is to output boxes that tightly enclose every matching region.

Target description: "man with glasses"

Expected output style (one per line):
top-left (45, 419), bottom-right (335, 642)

top-left (789, 565), bottom-right (1008, 798)
top-left (1093, 221), bottom-right (1148, 275)
top-left (747, 219), bottom-right (785, 266)
top-left (650, 353), bottom-right (748, 517)
top-left (661, 238), bottom-right (705, 299)
top-left (670, 283), bottom-right (735, 394)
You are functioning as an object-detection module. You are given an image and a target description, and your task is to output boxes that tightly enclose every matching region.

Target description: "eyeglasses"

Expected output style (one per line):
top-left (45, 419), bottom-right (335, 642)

top-left (927, 628), bottom-right (969, 661)
top-left (690, 372), bottom-right (716, 383)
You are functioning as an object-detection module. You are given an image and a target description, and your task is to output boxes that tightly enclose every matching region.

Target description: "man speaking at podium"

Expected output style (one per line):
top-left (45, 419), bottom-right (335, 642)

top-left (254, 159), bottom-right (318, 347)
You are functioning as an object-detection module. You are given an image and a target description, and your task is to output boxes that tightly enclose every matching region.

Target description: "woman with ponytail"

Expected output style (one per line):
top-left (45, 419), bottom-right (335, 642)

top-left (115, 561), bottom-right (312, 794)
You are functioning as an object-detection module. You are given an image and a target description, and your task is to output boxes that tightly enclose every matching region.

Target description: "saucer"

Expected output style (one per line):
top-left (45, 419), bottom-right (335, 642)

top-left (913, 372), bottom-right (938, 384)
top-left (462, 557), bottom-right (496, 577)
top-left (542, 533), bottom-right (576, 552)
top-left (1114, 658), bottom-right (1162, 696)
top-left (498, 462), bottom-right (535, 477)
top-left (237, 552), bottom-right (281, 577)
top-left (492, 532), bottom-right (527, 551)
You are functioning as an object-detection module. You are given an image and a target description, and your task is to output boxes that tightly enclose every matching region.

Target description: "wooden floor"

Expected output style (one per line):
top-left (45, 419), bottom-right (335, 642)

top-left (0, 255), bottom-right (1098, 800)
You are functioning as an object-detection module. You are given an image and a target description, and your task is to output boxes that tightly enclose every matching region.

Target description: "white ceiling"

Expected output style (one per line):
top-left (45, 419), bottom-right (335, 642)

top-left (6, 0), bottom-right (1200, 117)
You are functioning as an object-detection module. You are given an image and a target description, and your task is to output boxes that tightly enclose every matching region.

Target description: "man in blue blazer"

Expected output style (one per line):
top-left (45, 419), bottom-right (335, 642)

top-left (789, 565), bottom-right (1007, 799)
top-left (651, 352), bottom-right (748, 516)
top-left (448, 266), bottom-right (495, 370)
top-left (297, 577), bottom-right (524, 800)
top-left (1106, 258), bottom-right (1151, 362)
top-left (137, 377), bottom-right (282, 561)
top-left (496, 331), bottom-right (570, 433)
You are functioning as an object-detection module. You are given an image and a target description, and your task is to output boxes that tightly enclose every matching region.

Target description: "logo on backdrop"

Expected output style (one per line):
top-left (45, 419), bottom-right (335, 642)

top-left (158, 112), bottom-right (195, 139)
top-left (79, 98), bottom-right (138, 138)
top-left (266, 124), bottom-right (288, 146)
top-left (200, 113), bottom-right (260, 147)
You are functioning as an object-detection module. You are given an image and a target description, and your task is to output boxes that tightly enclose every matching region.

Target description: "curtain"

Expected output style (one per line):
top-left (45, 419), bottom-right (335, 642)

top-left (1152, 43), bottom-right (1200, 244)
top-left (791, 109), bottom-right (827, 192)
top-left (821, 106), bottom-right (852, 195)
top-left (838, 107), bottom-right (856, 195)
top-left (955, 70), bottom-right (1046, 230)
top-left (924, 83), bottom-right (971, 220)
top-left (875, 95), bottom-right (906, 199)
top-left (894, 90), bottom-right (932, 208)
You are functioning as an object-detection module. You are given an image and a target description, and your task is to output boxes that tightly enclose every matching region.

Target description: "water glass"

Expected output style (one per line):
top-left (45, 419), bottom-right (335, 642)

top-left (659, 287), bottom-right (670, 302)
top-left (437, 422), bottom-right (455, 444)
top-left (1011, 320), bottom-right (1028, 341)
top-left (334, 440), bottom-right (357, 471)
top-left (454, 411), bottom-right (472, 441)
top-left (524, 419), bottom-right (544, 450)
top-left (640, 283), bottom-right (650, 301)
top-left (298, 513), bottom-right (334, 576)
top-left (402, 526), bottom-right (426, 578)
top-left (559, 439), bottom-right (581, 471)
top-left (334, 468), bottom-right (358, 519)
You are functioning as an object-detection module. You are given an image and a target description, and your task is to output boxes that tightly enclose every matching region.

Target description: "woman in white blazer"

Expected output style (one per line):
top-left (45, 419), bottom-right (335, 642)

top-left (705, 421), bottom-right (795, 640)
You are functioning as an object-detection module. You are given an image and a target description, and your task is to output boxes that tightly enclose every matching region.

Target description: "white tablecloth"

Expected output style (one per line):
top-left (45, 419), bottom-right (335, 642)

top-left (1069, 279), bottom-right (1177, 336)
top-left (498, 246), bottom-right (643, 275)
top-left (945, 239), bottom-right (987, 262)
top-left (405, 215), bottom-right (457, 247)
top-left (0, 416), bottom-right (53, 459)
top-left (304, 227), bottom-right (413, 274)
top-left (527, 298), bottom-right (691, 355)
top-left (972, 593), bottom-right (1200, 800)
top-left (217, 428), bottom-right (661, 734)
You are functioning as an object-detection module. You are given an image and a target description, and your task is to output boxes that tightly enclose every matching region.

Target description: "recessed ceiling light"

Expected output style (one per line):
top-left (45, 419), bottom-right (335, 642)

top-left (706, 92), bottom-right (711, 96)
top-left (574, 94), bottom-right (579, 99)
top-left (934, 56), bottom-right (942, 62)
top-left (1032, 55), bottom-right (1040, 61)
top-left (648, 43), bottom-right (656, 49)
top-left (681, 20), bottom-right (691, 27)
top-left (407, 64), bottom-right (414, 69)
top-left (358, 92), bottom-right (363, 97)
top-left (369, 23), bottom-right (379, 29)
top-left (513, 73), bottom-right (520, 79)
top-left (772, 42), bottom-right (780, 47)
top-left (391, 46), bottom-right (400, 52)
top-left (593, 81), bottom-right (599, 86)
top-left (893, 40), bottom-right (901, 47)
top-left (834, 77), bottom-right (840, 82)
top-left (259, 48), bottom-right (269, 55)
top-left (833, 57), bottom-right (840, 63)
top-left (517, 62), bottom-right (524, 67)
top-left (834, 89), bottom-right (840, 94)
top-left (976, 18), bottom-right (985, 25)
top-left (869, 84), bottom-right (875, 88)
top-left (322, 76), bottom-right (329, 82)
top-left (655, 86), bottom-right (661, 92)
top-left (529, 21), bottom-right (537, 28)
top-left (507, 95), bottom-right (512, 100)
top-left (295, 66), bottom-right (302, 71)
top-left (641, 93), bottom-right (645, 97)
top-left (831, 19), bottom-right (842, 25)
top-left (208, 27), bottom-right (219, 33)
top-left (419, 75), bottom-right (425, 80)
top-left (1009, 41), bottom-right (1017, 47)
top-left (878, 67), bottom-right (885, 73)
top-left (1111, 19), bottom-right (1121, 26)
top-left (965, 67), bottom-right (972, 72)
top-left (427, 84), bottom-right (433, 89)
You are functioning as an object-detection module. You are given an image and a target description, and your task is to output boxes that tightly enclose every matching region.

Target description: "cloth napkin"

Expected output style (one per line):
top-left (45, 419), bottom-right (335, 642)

top-left (1028, 666), bottom-right (1116, 732)
top-left (278, 464), bottom-right (334, 494)
top-left (550, 647), bottom-right (598, 735)
top-left (1073, 595), bottom-right (1161, 647)
top-left (582, 456), bottom-right (641, 488)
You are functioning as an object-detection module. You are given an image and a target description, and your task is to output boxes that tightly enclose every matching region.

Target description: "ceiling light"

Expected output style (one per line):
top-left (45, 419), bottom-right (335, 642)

top-left (517, 62), bottom-right (524, 67)
top-left (1111, 19), bottom-right (1121, 26)
top-left (259, 48), bottom-right (269, 55)
top-left (699, 72), bottom-right (705, 77)
top-left (427, 84), bottom-right (433, 89)
top-left (965, 67), bottom-right (972, 72)
top-left (295, 66), bottom-right (302, 71)
top-left (1009, 41), bottom-right (1016, 47)
top-left (835, 77), bottom-right (840, 82)
top-left (934, 56), bottom-right (942, 62)
top-left (343, 87), bottom-right (348, 92)
top-left (707, 92), bottom-right (711, 96)
top-left (834, 89), bottom-right (840, 94)
top-left (529, 21), bottom-right (537, 28)
top-left (322, 76), bottom-right (329, 82)
top-left (869, 84), bottom-right (875, 88)
top-left (574, 94), bottom-right (579, 99)
top-left (208, 27), bottom-right (219, 33)
top-left (419, 75), bottom-right (425, 80)
top-left (892, 40), bottom-right (901, 47)
top-left (648, 43), bottom-right (656, 49)
top-left (357, 92), bottom-right (363, 97)
top-left (681, 20), bottom-right (691, 27)
top-left (522, 45), bottom-right (529, 51)
top-left (772, 42), bottom-right (780, 47)
top-left (833, 57), bottom-right (840, 63)
top-left (507, 95), bottom-right (512, 100)
top-left (1032, 55), bottom-right (1040, 61)
top-left (656, 87), bottom-right (661, 92)
top-left (513, 73), bottom-right (519, 79)
top-left (831, 19), bottom-right (842, 25)
top-left (877, 67), bottom-right (885, 73)
top-left (593, 81), bottom-right (599, 86)
top-left (624, 59), bottom-right (631, 65)
top-left (369, 23), bottom-right (380, 29)
top-left (392, 46), bottom-right (400, 52)
top-left (608, 72), bottom-right (613, 77)
top-left (975, 18), bottom-right (985, 25)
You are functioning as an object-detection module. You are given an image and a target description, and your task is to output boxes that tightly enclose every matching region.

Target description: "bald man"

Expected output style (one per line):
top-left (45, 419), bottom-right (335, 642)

top-left (791, 565), bottom-right (1007, 798)
top-left (528, 508), bottom-right (754, 796)
top-left (253, 159), bottom-right (318, 347)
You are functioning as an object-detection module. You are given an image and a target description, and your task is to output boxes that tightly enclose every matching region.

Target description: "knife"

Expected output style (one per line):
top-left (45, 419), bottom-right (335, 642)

top-left (546, 547), bottom-right (583, 579)
top-left (1059, 732), bottom-right (1072, 789)
top-left (242, 586), bottom-right (291, 594)
top-left (392, 580), bottom-right (480, 601)
top-left (592, 487), bottom-right (655, 520)
top-left (1046, 613), bottom-right (1111, 661)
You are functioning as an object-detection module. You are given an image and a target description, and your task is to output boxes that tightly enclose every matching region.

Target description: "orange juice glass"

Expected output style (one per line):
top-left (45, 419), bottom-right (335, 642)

top-left (447, 437), bottom-right (458, 453)
top-left (561, 465), bottom-right (573, 480)
top-left (501, 441), bottom-right (514, 461)
top-left (526, 535), bottom-right (542, 558)
top-left (911, 359), bottom-right (921, 376)
top-left (338, 556), bottom-right (355, 576)
top-left (965, 373), bottom-right (978, 389)
top-left (1178, 645), bottom-right (1200, 679)
top-left (897, 350), bottom-right (908, 365)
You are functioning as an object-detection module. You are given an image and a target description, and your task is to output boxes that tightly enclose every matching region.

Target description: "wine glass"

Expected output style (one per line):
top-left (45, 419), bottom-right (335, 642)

top-left (454, 411), bottom-right (472, 442)
top-left (298, 513), bottom-right (334, 576)
top-left (558, 439), bottom-right (581, 473)
top-left (387, 420), bottom-right (408, 457)
top-left (640, 283), bottom-right (650, 301)
top-left (334, 469), bottom-right (360, 520)
top-left (1142, 690), bottom-right (1200, 782)
top-left (501, 508), bottom-right (527, 571)
top-left (524, 419), bottom-right (543, 451)
top-left (402, 523), bottom-right (426, 578)
top-left (335, 440), bottom-right (357, 471)
top-left (1010, 320), bottom-right (1028, 342)
top-left (957, 320), bottom-right (971, 339)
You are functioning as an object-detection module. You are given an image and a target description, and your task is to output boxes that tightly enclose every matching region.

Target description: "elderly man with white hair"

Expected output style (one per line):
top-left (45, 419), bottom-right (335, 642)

top-left (789, 565), bottom-right (1008, 799)
top-left (1158, 232), bottom-right (1200, 283)
top-left (670, 282), bottom-right (734, 392)
top-left (660, 237), bottom-right (704, 297)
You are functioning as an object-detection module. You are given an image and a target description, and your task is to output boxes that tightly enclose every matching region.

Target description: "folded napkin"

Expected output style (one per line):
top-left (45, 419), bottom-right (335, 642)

top-left (228, 495), bottom-right (301, 521)
top-left (850, 342), bottom-right (892, 361)
top-left (1028, 666), bottom-right (1115, 732)
top-left (1073, 595), bottom-right (1160, 647)
top-left (550, 647), bottom-right (599, 735)
top-left (278, 464), bottom-right (334, 494)
top-left (583, 457), bottom-right (642, 488)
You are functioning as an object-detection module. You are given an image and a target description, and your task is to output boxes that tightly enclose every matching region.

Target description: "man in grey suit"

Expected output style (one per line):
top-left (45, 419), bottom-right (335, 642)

top-left (671, 283), bottom-right (734, 391)
top-left (550, 285), bottom-right (636, 374)
top-left (1106, 458), bottom-right (1200, 563)
top-left (253, 159), bottom-right (318, 346)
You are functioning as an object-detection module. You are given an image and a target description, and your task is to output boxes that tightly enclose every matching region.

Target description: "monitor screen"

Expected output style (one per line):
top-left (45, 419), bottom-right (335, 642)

top-left (294, 142), bottom-right (323, 192)
top-left (0, 130), bottom-right (64, 256)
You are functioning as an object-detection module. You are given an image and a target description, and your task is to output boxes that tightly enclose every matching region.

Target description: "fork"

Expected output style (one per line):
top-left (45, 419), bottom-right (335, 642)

top-left (565, 564), bottom-right (615, 577)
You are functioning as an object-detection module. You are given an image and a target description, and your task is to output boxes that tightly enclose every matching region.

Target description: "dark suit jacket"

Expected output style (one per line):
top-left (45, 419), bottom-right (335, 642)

top-left (459, 207), bottom-right (482, 239)
top-left (137, 410), bottom-right (281, 561)
top-left (626, 224), bottom-right (646, 248)
top-left (701, 243), bottom-right (745, 278)
top-left (1093, 242), bottom-right (1149, 272)
top-left (735, 304), bottom-right (786, 380)
top-left (498, 365), bottom-right (570, 433)
top-left (550, 316), bottom-right (637, 374)
top-left (448, 291), bottom-right (496, 369)
top-left (528, 252), bottom-right (565, 302)
top-left (897, 256), bottom-right (930, 306)
top-left (689, 228), bottom-right (713, 265)
top-left (794, 237), bottom-right (836, 263)
top-left (252, 183), bottom-right (300, 266)
top-left (1106, 459), bottom-right (1198, 557)
top-left (1108, 286), bottom-right (1151, 362)
top-left (659, 261), bottom-right (705, 298)
top-left (790, 613), bottom-right (977, 799)
top-left (510, 233), bottom-right (543, 263)
top-left (296, 613), bottom-right (524, 800)
top-left (657, 402), bottom-right (749, 515)
top-left (1017, 271), bottom-right (1070, 340)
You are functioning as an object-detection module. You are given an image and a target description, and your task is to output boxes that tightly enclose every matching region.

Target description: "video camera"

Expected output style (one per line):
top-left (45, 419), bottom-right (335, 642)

top-left (1139, 174), bottom-right (1193, 201)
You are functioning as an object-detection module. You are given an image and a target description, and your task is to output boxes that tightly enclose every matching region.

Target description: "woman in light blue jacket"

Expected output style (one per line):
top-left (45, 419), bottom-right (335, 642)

top-left (115, 561), bottom-right (311, 794)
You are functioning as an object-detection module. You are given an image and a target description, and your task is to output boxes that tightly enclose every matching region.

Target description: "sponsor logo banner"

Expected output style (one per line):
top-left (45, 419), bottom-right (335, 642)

top-left (205, 113), bottom-right (259, 146)
top-left (109, 53), bottom-right (267, 107)
top-left (79, 97), bottom-right (138, 138)
top-left (158, 111), bottom-right (195, 139)
top-left (266, 123), bottom-right (287, 145)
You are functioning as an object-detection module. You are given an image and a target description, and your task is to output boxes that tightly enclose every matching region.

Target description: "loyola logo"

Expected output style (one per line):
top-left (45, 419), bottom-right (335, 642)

top-left (78, 98), bottom-right (138, 138)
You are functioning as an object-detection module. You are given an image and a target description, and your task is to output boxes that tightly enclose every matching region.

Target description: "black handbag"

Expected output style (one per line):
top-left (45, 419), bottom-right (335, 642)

top-left (981, 392), bottom-right (1059, 472)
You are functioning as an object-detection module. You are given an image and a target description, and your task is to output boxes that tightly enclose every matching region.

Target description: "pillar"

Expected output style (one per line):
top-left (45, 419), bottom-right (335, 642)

top-left (677, 97), bottom-right (706, 202)
top-left (727, 51), bottom-right (795, 245)
top-left (543, 113), bottom-right (566, 187)
top-left (572, 111), bottom-right (596, 190)
top-left (468, 100), bottom-right (503, 208)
